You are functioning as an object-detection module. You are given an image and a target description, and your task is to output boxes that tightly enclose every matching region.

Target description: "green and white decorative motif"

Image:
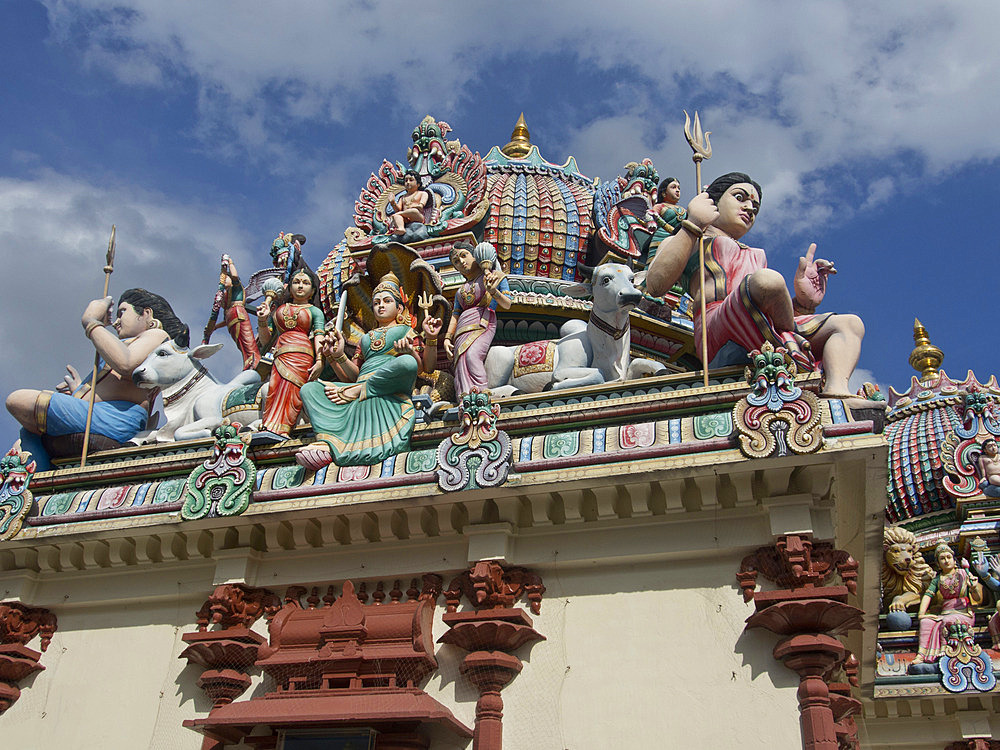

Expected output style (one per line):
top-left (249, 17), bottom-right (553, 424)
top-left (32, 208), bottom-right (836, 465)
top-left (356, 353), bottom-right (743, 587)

top-left (406, 449), bottom-right (437, 474)
top-left (693, 412), bottom-right (733, 440)
top-left (543, 431), bottom-right (579, 459)
top-left (153, 478), bottom-right (186, 505)
top-left (437, 391), bottom-right (512, 492)
top-left (271, 465), bottom-right (305, 491)
top-left (181, 421), bottom-right (256, 521)
top-left (0, 444), bottom-right (37, 541)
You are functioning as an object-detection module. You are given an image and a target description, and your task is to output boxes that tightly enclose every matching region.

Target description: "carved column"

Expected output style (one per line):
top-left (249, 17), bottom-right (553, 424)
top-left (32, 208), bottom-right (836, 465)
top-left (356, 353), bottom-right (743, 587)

top-left (438, 561), bottom-right (545, 750)
top-left (179, 583), bottom-right (280, 708)
top-left (738, 534), bottom-right (863, 750)
top-left (0, 602), bottom-right (57, 715)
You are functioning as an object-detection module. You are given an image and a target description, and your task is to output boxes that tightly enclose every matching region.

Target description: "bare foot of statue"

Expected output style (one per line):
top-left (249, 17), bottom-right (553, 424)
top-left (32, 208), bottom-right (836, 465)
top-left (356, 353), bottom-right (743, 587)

top-left (326, 382), bottom-right (363, 404)
top-left (296, 442), bottom-right (333, 470)
top-left (820, 392), bottom-right (888, 410)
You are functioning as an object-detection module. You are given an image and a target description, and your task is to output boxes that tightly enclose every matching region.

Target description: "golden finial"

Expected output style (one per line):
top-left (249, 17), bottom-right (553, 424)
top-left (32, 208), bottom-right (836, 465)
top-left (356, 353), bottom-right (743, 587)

top-left (501, 113), bottom-right (531, 158)
top-left (909, 318), bottom-right (943, 384)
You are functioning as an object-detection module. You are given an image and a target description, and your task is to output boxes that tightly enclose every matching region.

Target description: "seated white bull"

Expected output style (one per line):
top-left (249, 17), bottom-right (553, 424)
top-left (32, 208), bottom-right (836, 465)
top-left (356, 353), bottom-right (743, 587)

top-left (485, 263), bottom-right (666, 396)
top-left (131, 342), bottom-right (265, 442)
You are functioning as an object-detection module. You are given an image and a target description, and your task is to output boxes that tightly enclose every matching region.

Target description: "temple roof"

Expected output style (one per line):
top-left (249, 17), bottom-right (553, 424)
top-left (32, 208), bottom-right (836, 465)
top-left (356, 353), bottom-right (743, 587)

top-left (884, 370), bottom-right (1000, 523)
top-left (483, 116), bottom-right (595, 281)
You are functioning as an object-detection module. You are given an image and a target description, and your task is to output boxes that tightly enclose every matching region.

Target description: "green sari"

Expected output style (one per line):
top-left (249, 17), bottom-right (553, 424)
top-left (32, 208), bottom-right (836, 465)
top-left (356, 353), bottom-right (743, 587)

top-left (300, 324), bottom-right (418, 466)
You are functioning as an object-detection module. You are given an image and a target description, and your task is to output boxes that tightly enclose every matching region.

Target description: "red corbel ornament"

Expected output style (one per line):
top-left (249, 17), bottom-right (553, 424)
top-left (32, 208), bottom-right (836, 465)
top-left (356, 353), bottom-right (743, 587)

top-left (0, 602), bottom-right (57, 715)
top-left (181, 584), bottom-right (281, 708)
top-left (444, 560), bottom-right (546, 615)
top-left (737, 533), bottom-right (858, 604)
top-left (440, 562), bottom-right (546, 750)
top-left (737, 535), bottom-right (863, 750)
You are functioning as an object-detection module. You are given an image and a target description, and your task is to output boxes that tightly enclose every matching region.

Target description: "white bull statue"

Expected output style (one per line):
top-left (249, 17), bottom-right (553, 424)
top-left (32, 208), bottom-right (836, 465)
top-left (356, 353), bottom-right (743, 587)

top-left (485, 263), bottom-right (666, 396)
top-left (131, 342), bottom-right (265, 442)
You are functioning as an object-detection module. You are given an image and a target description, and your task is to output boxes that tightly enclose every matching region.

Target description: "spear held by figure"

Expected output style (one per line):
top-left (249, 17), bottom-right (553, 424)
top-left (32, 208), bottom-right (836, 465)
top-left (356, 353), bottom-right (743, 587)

top-left (80, 225), bottom-right (116, 467)
top-left (684, 111), bottom-right (712, 388)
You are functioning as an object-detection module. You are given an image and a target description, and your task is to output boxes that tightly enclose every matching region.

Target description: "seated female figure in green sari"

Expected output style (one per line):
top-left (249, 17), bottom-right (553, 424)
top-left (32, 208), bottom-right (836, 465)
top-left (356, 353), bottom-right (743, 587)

top-left (296, 273), bottom-right (442, 468)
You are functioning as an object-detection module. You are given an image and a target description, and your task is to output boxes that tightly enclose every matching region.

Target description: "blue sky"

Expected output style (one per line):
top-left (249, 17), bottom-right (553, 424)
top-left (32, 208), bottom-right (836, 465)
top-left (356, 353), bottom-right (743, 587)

top-left (2, 0), bottom-right (999, 450)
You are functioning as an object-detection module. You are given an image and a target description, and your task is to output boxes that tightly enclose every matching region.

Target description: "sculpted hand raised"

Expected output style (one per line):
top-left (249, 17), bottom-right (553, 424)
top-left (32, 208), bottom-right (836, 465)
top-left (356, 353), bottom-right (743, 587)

top-left (81, 296), bottom-right (113, 329)
top-left (793, 243), bottom-right (837, 312)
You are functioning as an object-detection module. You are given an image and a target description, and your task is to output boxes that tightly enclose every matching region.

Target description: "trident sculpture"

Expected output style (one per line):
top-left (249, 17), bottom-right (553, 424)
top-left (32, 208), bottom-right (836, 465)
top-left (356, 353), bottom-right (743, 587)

top-left (684, 111), bottom-right (712, 388)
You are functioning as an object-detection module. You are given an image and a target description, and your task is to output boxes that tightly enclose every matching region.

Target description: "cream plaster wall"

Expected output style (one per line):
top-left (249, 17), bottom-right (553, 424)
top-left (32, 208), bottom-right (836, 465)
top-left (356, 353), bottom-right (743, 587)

top-left (4, 554), bottom-right (802, 750)
top-left (2, 598), bottom-right (208, 750)
top-left (425, 556), bottom-right (802, 750)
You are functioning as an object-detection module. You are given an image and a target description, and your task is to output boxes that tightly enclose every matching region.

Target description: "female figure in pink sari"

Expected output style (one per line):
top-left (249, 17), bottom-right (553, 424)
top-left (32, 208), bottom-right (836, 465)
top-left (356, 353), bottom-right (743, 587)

top-left (911, 543), bottom-right (983, 665)
top-left (443, 241), bottom-right (511, 396)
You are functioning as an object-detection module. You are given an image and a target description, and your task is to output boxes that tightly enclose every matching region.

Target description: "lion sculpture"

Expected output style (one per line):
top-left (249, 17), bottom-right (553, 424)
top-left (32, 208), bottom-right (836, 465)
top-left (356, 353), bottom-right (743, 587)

top-left (881, 526), bottom-right (934, 614)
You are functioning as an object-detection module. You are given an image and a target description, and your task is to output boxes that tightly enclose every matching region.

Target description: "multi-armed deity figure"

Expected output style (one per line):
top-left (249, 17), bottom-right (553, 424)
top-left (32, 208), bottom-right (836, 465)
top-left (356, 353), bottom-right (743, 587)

top-left (444, 241), bottom-right (511, 396)
top-left (5, 290), bottom-right (188, 469)
top-left (296, 269), bottom-right (443, 469)
top-left (646, 171), bottom-right (870, 405)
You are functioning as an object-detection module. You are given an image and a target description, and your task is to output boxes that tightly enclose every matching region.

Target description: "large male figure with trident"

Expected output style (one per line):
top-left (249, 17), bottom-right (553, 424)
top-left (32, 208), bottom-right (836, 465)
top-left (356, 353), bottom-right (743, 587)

top-left (645, 171), bottom-right (871, 405)
top-left (5, 290), bottom-right (188, 469)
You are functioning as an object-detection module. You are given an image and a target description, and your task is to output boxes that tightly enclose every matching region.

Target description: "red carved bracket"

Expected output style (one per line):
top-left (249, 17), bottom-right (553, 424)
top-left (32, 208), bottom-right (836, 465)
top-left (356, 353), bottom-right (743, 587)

top-left (737, 533), bottom-right (858, 604)
top-left (737, 538), bottom-right (864, 750)
top-left (0, 602), bottom-right (57, 715)
top-left (0, 602), bottom-right (57, 651)
top-left (444, 561), bottom-right (545, 614)
top-left (194, 583), bottom-right (281, 631)
top-left (183, 584), bottom-right (280, 708)
top-left (945, 742), bottom-right (1000, 750)
top-left (440, 564), bottom-right (546, 750)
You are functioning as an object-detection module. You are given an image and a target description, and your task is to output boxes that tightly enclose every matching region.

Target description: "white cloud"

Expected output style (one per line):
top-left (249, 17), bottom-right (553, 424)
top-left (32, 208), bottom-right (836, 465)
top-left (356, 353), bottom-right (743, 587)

top-left (847, 368), bottom-right (885, 398)
top-left (39, 1), bottom-right (999, 242)
top-left (0, 170), bottom-right (254, 447)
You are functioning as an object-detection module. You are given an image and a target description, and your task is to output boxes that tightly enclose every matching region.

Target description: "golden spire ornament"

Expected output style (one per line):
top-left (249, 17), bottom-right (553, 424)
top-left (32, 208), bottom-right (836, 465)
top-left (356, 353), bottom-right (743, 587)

top-left (908, 318), bottom-right (943, 384)
top-left (502, 113), bottom-right (532, 158)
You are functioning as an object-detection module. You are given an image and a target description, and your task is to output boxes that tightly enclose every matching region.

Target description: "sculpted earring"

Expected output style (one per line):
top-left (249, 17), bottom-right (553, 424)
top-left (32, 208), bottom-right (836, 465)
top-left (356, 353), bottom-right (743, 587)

top-left (148, 318), bottom-right (163, 330)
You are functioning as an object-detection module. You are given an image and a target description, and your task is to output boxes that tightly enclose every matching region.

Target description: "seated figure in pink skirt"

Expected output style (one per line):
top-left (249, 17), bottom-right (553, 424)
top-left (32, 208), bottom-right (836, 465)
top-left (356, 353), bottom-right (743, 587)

top-left (911, 543), bottom-right (983, 665)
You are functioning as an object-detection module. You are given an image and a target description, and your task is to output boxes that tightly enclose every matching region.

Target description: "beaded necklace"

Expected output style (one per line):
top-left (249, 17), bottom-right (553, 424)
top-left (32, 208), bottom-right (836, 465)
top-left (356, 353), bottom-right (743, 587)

top-left (368, 324), bottom-right (391, 352)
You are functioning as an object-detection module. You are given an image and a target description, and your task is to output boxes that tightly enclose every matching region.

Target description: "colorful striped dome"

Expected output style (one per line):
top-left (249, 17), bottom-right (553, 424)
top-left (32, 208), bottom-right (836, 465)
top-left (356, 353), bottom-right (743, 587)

top-left (884, 371), bottom-right (999, 522)
top-left (482, 144), bottom-right (595, 281)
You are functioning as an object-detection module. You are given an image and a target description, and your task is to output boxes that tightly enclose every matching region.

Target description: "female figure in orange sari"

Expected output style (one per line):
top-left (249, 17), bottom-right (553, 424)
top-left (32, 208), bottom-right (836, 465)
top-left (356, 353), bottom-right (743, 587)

top-left (256, 265), bottom-right (325, 435)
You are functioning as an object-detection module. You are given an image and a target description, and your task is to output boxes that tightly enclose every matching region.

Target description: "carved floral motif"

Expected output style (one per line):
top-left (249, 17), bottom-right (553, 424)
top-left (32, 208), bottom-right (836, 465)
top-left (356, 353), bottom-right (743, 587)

top-left (733, 343), bottom-right (823, 458)
top-left (436, 391), bottom-right (512, 492)
top-left (181, 420), bottom-right (256, 521)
